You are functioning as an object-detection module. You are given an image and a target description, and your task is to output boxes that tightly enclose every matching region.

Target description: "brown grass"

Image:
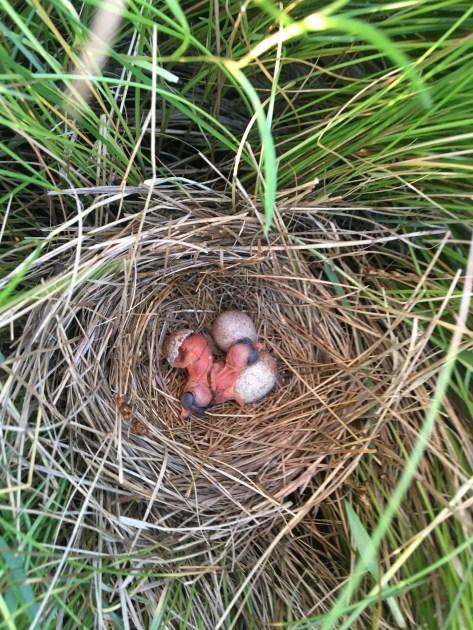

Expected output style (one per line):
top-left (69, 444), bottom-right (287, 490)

top-left (1, 185), bottom-right (471, 627)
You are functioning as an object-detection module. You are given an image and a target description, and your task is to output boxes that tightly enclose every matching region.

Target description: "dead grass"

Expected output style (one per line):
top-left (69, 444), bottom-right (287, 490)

top-left (1, 185), bottom-right (472, 627)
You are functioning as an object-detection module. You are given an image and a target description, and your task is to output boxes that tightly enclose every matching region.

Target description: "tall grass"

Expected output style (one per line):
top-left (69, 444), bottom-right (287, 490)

top-left (1, 0), bottom-right (472, 627)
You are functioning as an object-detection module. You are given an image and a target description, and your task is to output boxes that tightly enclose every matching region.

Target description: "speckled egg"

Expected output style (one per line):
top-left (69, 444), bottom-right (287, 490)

top-left (211, 310), bottom-right (257, 351)
top-left (163, 328), bottom-right (193, 367)
top-left (234, 352), bottom-right (278, 404)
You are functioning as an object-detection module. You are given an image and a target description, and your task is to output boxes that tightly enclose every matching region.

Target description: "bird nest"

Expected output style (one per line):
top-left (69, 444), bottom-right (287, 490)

top-left (3, 188), bottom-right (443, 624)
top-left (19, 204), bottom-right (378, 520)
top-left (114, 244), bottom-right (360, 507)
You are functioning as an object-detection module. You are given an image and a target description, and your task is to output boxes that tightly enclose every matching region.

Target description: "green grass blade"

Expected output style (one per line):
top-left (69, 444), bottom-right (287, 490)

top-left (345, 502), bottom-right (406, 627)
top-left (0, 535), bottom-right (39, 624)
top-left (322, 15), bottom-right (431, 108)
top-left (224, 62), bottom-right (277, 233)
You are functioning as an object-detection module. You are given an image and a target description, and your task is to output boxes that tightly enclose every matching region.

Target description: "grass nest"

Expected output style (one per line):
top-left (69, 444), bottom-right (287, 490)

top-left (3, 186), bottom-right (463, 626)
top-left (23, 200), bottom-right (373, 519)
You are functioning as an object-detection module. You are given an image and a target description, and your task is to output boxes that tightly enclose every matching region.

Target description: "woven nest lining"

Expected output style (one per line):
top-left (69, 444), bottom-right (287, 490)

top-left (123, 261), bottom-right (359, 494)
top-left (15, 203), bottom-right (390, 530)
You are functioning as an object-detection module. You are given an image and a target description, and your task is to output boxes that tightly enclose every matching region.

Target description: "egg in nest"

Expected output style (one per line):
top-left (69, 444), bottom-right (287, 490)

top-left (234, 352), bottom-right (278, 404)
top-left (211, 310), bottom-right (257, 351)
top-left (163, 328), bottom-right (193, 367)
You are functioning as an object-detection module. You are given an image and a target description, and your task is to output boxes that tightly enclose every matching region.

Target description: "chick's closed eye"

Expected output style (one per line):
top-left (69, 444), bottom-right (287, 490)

top-left (180, 391), bottom-right (208, 415)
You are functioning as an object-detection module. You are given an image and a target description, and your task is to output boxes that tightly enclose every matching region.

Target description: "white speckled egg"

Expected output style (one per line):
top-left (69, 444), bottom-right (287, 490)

top-left (163, 328), bottom-right (193, 367)
top-left (234, 352), bottom-right (278, 404)
top-left (211, 310), bottom-right (257, 351)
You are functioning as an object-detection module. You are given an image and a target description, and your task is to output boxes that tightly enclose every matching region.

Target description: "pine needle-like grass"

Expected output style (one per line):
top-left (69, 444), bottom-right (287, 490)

top-left (1, 185), bottom-right (472, 627)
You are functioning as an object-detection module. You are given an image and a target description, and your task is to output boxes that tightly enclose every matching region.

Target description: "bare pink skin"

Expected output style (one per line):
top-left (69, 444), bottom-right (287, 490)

top-left (180, 381), bottom-right (213, 419)
top-left (174, 334), bottom-right (213, 372)
top-left (176, 335), bottom-right (214, 419)
top-left (210, 340), bottom-right (263, 406)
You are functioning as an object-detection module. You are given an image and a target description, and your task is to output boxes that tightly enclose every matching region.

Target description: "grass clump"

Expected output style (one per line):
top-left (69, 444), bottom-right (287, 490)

top-left (1, 1), bottom-right (473, 628)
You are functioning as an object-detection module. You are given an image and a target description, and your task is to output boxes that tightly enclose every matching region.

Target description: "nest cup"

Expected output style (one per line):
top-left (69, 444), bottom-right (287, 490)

top-left (8, 207), bottom-right (391, 560)
top-left (127, 261), bottom-right (355, 501)
top-left (44, 217), bottom-right (369, 494)
top-left (109, 226), bottom-right (367, 515)
top-left (10, 205), bottom-right (376, 529)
